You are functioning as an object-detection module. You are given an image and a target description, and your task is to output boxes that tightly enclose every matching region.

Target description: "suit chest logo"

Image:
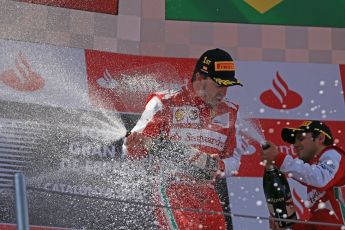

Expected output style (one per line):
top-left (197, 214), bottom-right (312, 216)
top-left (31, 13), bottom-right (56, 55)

top-left (173, 106), bottom-right (200, 124)
top-left (212, 113), bottom-right (230, 128)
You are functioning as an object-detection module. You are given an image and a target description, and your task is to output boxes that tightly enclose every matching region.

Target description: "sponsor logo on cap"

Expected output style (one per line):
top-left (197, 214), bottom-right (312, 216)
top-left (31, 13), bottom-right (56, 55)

top-left (203, 56), bottom-right (212, 65)
top-left (213, 78), bottom-right (237, 86)
top-left (215, 61), bottom-right (235, 71)
top-left (300, 121), bottom-right (312, 127)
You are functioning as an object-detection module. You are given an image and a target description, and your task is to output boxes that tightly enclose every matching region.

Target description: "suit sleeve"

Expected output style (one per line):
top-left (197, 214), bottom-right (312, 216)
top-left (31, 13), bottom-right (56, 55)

top-left (122, 95), bottom-right (166, 159)
top-left (277, 149), bottom-right (345, 190)
top-left (222, 109), bottom-right (242, 177)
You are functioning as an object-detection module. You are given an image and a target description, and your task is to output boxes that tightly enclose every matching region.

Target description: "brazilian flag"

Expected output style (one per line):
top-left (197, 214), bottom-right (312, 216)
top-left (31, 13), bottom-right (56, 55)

top-left (166, 0), bottom-right (345, 28)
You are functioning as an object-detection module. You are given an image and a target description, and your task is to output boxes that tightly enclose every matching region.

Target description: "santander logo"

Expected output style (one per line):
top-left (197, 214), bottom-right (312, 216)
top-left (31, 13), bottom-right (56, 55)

top-left (0, 52), bottom-right (45, 91)
top-left (96, 69), bottom-right (118, 89)
top-left (260, 72), bottom-right (302, 109)
top-left (96, 68), bottom-right (188, 93)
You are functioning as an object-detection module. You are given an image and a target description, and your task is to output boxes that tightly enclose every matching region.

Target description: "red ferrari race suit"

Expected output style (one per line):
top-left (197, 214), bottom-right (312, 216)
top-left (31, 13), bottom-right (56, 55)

top-left (275, 146), bottom-right (345, 230)
top-left (123, 83), bottom-right (241, 230)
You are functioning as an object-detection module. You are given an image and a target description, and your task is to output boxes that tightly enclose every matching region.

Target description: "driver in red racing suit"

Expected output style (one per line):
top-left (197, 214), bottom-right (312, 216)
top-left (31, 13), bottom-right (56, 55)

top-left (123, 48), bottom-right (243, 230)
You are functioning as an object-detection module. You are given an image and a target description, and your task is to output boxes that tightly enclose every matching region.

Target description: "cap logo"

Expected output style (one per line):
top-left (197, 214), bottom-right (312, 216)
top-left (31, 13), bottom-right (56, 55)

top-left (300, 121), bottom-right (312, 127)
top-left (214, 78), bottom-right (236, 86)
top-left (215, 61), bottom-right (235, 71)
top-left (314, 128), bottom-right (332, 140)
top-left (203, 56), bottom-right (211, 65)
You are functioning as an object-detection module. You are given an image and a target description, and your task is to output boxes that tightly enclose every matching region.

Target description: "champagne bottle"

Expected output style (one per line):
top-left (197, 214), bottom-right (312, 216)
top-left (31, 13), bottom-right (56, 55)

top-left (263, 165), bottom-right (297, 228)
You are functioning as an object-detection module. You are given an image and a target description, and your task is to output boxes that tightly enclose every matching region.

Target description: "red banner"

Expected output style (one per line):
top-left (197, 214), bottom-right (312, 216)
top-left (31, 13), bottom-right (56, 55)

top-left (86, 50), bottom-right (196, 113)
top-left (18, 0), bottom-right (118, 15)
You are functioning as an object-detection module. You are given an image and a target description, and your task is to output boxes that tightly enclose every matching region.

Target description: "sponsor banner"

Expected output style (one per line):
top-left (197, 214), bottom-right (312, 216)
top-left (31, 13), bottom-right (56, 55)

top-left (236, 118), bottom-right (345, 177)
top-left (0, 39), bottom-right (90, 110)
top-left (166, 0), bottom-right (345, 28)
top-left (231, 61), bottom-right (345, 121)
top-left (85, 50), bottom-right (195, 113)
top-left (17, 0), bottom-right (119, 15)
top-left (0, 39), bottom-right (342, 121)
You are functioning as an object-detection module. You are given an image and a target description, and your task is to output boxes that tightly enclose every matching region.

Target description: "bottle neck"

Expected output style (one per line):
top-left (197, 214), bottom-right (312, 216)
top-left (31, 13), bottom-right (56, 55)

top-left (265, 164), bottom-right (276, 171)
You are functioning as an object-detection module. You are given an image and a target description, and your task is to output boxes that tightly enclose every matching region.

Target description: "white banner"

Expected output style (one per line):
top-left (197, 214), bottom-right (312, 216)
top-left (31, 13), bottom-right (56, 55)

top-left (229, 61), bottom-right (345, 121)
top-left (0, 39), bottom-right (90, 110)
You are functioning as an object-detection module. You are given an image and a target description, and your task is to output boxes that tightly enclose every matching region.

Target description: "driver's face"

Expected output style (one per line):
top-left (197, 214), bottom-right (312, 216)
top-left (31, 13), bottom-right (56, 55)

top-left (293, 132), bottom-right (318, 162)
top-left (193, 73), bottom-right (228, 108)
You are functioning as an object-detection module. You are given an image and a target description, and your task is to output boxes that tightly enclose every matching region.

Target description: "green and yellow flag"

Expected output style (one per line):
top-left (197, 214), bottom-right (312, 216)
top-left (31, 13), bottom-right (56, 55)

top-left (166, 0), bottom-right (345, 28)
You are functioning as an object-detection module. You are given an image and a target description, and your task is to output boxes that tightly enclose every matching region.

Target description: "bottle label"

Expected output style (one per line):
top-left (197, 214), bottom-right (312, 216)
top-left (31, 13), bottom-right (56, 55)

top-left (267, 198), bottom-right (296, 219)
